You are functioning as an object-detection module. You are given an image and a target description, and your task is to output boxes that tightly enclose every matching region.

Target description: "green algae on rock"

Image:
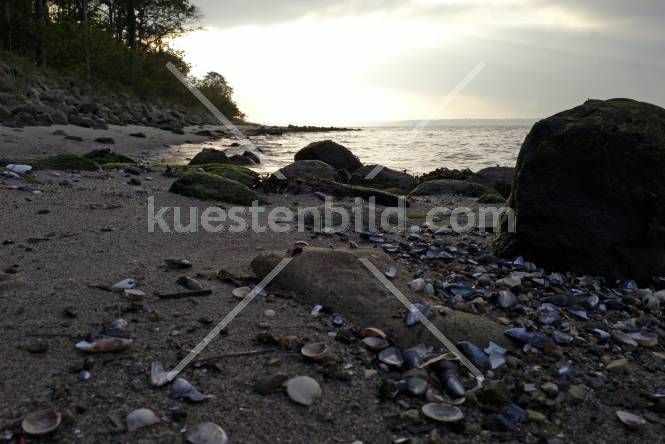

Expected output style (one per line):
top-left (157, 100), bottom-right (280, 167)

top-left (31, 154), bottom-right (100, 171)
top-left (169, 172), bottom-right (264, 205)
top-left (84, 149), bottom-right (135, 165)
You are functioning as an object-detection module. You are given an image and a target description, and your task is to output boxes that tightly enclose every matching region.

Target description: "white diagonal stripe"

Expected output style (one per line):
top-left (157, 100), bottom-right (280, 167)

top-left (359, 258), bottom-right (484, 383)
top-left (167, 258), bottom-right (293, 380)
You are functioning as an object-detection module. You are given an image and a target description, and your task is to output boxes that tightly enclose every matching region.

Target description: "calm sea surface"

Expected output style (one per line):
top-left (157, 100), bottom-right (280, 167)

top-left (163, 126), bottom-right (531, 175)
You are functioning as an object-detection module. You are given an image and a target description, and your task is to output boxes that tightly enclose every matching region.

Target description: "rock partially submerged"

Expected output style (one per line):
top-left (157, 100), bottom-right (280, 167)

top-left (467, 167), bottom-right (514, 198)
top-left (170, 172), bottom-right (264, 205)
top-left (294, 140), bottom-right (362, 172)
top-left (250, 247), bottom-right (512, 349)
top-left (495, 99), bottom-right (665, 283)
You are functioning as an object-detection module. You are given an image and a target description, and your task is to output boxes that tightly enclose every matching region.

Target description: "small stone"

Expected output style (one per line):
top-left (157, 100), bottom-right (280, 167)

top-left (264, 309), bottom-right (276, 318)
top-left (408, 278), bottom-right (426, 292)
top-left (606, 358), bottom-right (630, 374)
top-left (400, 409), bottom-right (420, 421)
top-left (497, 289), bottom-right (517, 308)
top-left (541, 382), bottom-right (559, 398)
top-left (527, 410), bottom-right (547, 423)
top-left (567, 385), bottom-right (586, 401)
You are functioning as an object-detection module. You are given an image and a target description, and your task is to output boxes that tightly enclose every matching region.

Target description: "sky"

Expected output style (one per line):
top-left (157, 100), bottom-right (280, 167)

top-left (172, 0), bottom-right (665, 126)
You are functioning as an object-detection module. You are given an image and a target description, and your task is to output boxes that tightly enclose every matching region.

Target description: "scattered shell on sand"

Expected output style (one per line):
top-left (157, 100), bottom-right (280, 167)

top-left (301, 342), bottom-right (329, 361)
top-left (286, 376), bottom-right (321, 406)
top-left (171, 378), bottom-right (211, 402)
top-left (22, 409), bottom-right (61, 436)
top-left (165, 258), bottom-right (193, 269)
top-left (150, 361), bottom-right (172, 388)
top-left (126, 408), bottom-right (160, 432)
top-left (629, 332), bottom-right (658, 348)
top-left (111, 278), bottom-right (137, 293)
top-left (177, 276), bottom-right (204, 291)
top-left (421, 403), bottom-right (465, 423)
top-left (186, 422), bottom-right (229, 444)
top-left (378, 347), bottom-right (404, 367)
top-left (612, 331), bottom-right (638, 347)
top-left (426, 388), bottom-right (466, 405)
top-left (75, 337), bottom-right (133, 353)
top-left (616, 411), bottom-right (646, 428)
top-left (361, 327), bottom-right (387, 339)
top-left (232, 287), bottom-right (252, 299)
top-left (124, 289), bottom-right (146, 301)
top-left (362, 336), bottom-right (389, 351)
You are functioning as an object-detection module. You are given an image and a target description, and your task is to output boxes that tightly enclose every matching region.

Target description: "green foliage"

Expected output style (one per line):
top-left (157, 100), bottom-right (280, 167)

top-left (31, 154), bottom-right (100, 171)
top-left (169, 172), bottom-right (264, 205)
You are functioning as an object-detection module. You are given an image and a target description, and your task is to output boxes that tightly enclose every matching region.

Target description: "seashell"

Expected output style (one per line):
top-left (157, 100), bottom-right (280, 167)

top-left (124, 289), bottom-right (146, 301)
top-left (455, 341), bottom-right (490, 370)
top-left (186, 422), bottom-right (229, 444)
top-left (385, 267), bottom-right (397, 279)
top-left (426, 388), bottom-right (466, 405)
top-left (361, 327), bottom-right (386, 339)
top-left (504, 328), bottom-right (552, 350)
top-left (150, 361), bottom-right (173, 387)
top-left (629, 332), bottom-right (658, 348)
top-left (171, 378), bottom-right (211, 402)
top-left (177, 276), bottom-right (203, 291)
top-left (106, 319), bottom-right (129, 337)
top-left (165, 258), bottom-right (193, 269)
top-left (421, 403), bottom-right (465, 423)
top-left (406, 376), bottom-right (429, 396)
top-left (126, 408), bottom-right (160, 432)
top-left (378, 347), bottom-right (404, 367)
top-left (612, 331), bottom-right (638, 347)
top-left (484, 342), bottom-right (507, 355)
top-left (301, 342), bottom-right (329, 361)
top-left (232, 286), bottom-right (252, 299)
top-left (616, 411), bottom-right (646, 428)
top-left (253, 374), bottom-right (288, 395)
top-left (76, 337), bottom-right (133, 353)
top-left (405, 303), bottom-right (435, 327)
top-left (111, 278), bottom-right (137, 293)
top-left (22, 409), bottom-right (61, 436)
top-left (488, 353), bottom-right (506, 369)
top-left (553, 330), bottom-right (574, 345)
top-left (442, 369), bottom-right (466, 398)
top-left (408, 278), bottom-right (426, 292)
top-left (403, 348), bottom-right (423, 371)
top-left (286, 376), bottom-right (321, 406)
top-left (362, 336), bottom-right (389, 351)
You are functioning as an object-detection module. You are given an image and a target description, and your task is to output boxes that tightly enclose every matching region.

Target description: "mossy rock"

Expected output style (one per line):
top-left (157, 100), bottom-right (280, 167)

top-left (101, 162), bottom-right (134, 170)
top-left (180, 163), bottom-right (258, 187)
top-left (276, 160), bottom-right (337, 180)
top-left (410, 179), bottom-right (492, 197)
top-left (294, 140), bottom-right (362, 172)
top-left (350, 165), bottom-right (417, 193)
top-left (417, 167), bottom-right (473, 184)
top-left (31, 154), bottom-right (100, 171)
top-left (189, 148), bottom-right (229, 165)
top-left (84, 149), bottom-right (135, 165)
top-left (495, 98), bottom-right (665, 283)
top-left (477, 193), bottom-right (507, 204)
top-left (169, 172), bottom-right (265, 205)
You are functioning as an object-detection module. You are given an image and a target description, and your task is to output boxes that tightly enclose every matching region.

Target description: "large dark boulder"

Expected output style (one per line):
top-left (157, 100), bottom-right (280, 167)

top-left (350, 165), bottom-right (417, 194)
top-left (495, 99), bottom-right (665, 283)
top-left (189, 148), bottom-right (229, 165)
top-left (294, 140), bottom-right (362, 172)
top-left (276, 160), bottom-right (337, 180)
top-left (468, 167), bottom-right (514, 198)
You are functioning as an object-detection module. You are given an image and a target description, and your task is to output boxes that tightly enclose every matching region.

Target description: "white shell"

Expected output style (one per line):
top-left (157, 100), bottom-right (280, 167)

top-left (286, 376), bottom-right (321, 406)
top-left (186, 422), bottom-right (229, 444)
top-left (421, 403), bottom-right (465, 423)
top-left (150, 361), bottom-right (172, 387)
top-left (616, 410), bottom-right (646, 428)
top-left (75, 337), bottom-right (133, 353)
top-left (126, 408), bottom-right (159, 432)
top-left (111, 278), bottom-right (137, 293)
top-left (6, 164), bottom-right (33, 174)
top-left (22, 409), bottom-right (61, 436)
top-left (301, 342), bottom-right (329, 361)
top-left (232, 287), bottom-right (252, 299)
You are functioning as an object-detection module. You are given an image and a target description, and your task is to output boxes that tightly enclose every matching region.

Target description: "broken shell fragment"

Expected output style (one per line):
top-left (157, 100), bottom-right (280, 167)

top-left (378, 347), bottom-right (404, 367)
top-left (186, 422), bottom-right (229, 444)
top-left (75, 337), bottom-right (133, 353)
top-left (362, 336), bottom-right (389, 351)
top-left (286, 376), bottom-right (321, 406)
top-left (111, 278), bottom-right (137, 293)
top-left (629, 332), bottom-right (658, 348)
top-left (165, 258), bottom-right (193, 269)
top-left (150, 361), bottom-right (172, 388)
top-left (177, 276), bottom-right (204, 291)
top-left (301, 342), bottom-right (329, 361)
top-left (126, 408), bottom-right (160, 432)
top-left (171, 378), bottom-right (211, 402)
top-left (421, 403), bottom-right (465, 423)
top-left (361, 327), bottom-right (387, 339)
top-left (232, 287), bottom-right (252, 299)
top-left (616, 411), bottom-right (646, 428)
top-left (22, 409), bottom-right (61, 436)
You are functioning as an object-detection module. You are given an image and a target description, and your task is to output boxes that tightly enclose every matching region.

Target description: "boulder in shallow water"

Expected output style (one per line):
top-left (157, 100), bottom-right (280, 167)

top-left (189, 148), bottom-right (229, 166)
top-left (410, 179), bottom-right (492, 197)
top-left (294, 140), bottom-right (362, 172)
top-left (350, 165), bottom-right (417, 193)
top-left (495, 99), bottom-right (665, 283)
top-left (250, 247), bottom-right (512, 349)
top-left (277, 160), bottom-right (337, 180)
